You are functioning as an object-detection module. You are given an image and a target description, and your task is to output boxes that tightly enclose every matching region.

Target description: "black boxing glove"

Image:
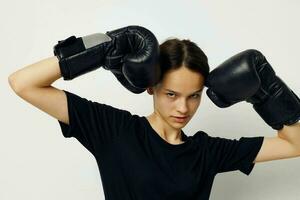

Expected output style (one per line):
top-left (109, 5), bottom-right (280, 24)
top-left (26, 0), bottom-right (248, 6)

top-left (205, 49), bottom-right (300, 130)
top-left (54, 25), bottom-right (160, 94)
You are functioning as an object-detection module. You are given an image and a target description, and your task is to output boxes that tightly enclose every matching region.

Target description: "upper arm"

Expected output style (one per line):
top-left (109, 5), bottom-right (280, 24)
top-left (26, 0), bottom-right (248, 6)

top-left (254, 136), bottom-right (300, 163)
top-left (13, 86), bottom-right (69, 124)
top-left (202, 132), bottom-right (264, 175)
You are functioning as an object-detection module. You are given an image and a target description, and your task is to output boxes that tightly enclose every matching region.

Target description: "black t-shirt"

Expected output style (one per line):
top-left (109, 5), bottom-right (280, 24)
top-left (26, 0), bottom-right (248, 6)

top-left (58, 90), bottom-right (264, 200)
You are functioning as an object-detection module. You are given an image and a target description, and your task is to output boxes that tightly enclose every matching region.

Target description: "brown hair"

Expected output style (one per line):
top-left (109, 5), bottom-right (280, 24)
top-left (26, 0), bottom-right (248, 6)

top-left (156, 38), bottom-right (210, 85)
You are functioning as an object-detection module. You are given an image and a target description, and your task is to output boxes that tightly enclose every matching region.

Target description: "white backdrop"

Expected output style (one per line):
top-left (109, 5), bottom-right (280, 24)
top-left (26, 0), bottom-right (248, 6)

top-left (1, 0), bottom-right (300, 199)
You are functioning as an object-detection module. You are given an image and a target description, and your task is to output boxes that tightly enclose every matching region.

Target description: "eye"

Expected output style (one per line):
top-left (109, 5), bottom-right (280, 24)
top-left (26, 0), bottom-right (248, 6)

top-left (166, 93), bottom-right (175, 98)
top-left (191, 94), bottom-right (200, 98)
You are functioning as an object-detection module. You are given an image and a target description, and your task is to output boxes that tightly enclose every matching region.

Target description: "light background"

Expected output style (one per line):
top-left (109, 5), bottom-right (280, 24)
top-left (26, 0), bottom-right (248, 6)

top-left (1, 0), bottom-right (300, 199)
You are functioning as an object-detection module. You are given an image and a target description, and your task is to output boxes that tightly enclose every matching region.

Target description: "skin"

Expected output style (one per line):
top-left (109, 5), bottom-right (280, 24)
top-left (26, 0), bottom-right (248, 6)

top-left (146, 65), bottom-right (205, 145)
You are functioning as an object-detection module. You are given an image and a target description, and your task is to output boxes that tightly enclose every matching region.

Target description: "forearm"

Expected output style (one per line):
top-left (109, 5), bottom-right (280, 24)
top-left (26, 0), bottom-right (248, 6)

top-left (8, 56), bottom-right (61, 92)
top-left (278, 122), bottom-right (300, 151)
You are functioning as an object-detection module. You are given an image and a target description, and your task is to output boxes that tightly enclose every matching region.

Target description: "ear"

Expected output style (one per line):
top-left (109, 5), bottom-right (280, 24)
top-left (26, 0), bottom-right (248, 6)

top-left (147, 87), bottom-right (154, 95)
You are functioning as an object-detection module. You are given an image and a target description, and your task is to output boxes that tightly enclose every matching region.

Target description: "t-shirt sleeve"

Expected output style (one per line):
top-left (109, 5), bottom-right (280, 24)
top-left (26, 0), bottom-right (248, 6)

top-left (57, 90), bottom-right (133, 156)
top-left (202, 131), bottom-right (264, 176)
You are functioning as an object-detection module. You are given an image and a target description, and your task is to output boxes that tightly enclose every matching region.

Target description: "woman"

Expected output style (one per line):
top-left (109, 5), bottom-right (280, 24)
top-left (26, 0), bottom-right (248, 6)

top-left (8, 25), bottom-right (300, 200)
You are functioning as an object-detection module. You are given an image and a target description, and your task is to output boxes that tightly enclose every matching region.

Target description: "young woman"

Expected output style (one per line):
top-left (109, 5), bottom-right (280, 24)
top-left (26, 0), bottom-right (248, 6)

top-left (8, 25), bottom-right (300, 200)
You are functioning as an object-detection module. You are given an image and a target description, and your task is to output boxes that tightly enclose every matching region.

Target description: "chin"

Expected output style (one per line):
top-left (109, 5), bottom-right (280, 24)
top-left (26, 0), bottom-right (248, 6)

top-left (171, 121), bottom-right (188, 128)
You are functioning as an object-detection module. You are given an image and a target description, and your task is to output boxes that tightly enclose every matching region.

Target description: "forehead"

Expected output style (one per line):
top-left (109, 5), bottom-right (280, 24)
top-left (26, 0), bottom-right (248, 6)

top-left (161, 67), bottom-right (205, 90)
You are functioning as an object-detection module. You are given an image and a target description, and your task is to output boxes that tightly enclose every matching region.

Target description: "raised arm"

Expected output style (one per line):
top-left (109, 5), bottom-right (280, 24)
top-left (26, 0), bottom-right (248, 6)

top-left (8, 25), bottom-right (160, 126)
top-left (205, 49), bottom-right (300, 163)
top-left (8, 56), bottom-right (69, 124)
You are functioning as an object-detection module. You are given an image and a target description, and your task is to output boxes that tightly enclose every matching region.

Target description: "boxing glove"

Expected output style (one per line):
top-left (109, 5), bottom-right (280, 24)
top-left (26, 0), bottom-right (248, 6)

top-left (54, 25), bottom-right (160, 94)
top-left (205, 49), bottom-right (300, 130)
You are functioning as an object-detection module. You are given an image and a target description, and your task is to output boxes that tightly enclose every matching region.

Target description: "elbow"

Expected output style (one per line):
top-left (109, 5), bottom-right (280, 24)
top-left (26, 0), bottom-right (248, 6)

top-left (8, 74), bottom-right (15, 89)
top-left (8, 73), bottom-right (22, 93)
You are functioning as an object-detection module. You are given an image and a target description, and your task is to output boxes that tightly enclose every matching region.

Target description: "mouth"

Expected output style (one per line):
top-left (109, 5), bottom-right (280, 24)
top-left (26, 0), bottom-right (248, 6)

top-left (172, 116), bottom-right (189, 123)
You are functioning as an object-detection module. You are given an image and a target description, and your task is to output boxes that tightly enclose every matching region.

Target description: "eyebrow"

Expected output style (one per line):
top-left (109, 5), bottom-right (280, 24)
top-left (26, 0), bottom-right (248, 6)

top-left (164, 88), bottom-right (203, 95)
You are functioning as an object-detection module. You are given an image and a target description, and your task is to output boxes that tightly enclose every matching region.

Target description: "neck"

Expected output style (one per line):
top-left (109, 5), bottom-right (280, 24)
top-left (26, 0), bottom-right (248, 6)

top-left (146, 113), bottom-right (183, 144)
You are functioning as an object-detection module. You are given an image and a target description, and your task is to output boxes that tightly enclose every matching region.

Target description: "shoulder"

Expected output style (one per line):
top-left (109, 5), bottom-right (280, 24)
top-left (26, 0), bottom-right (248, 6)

top-left (65, 90), bottom-right (134, 116)
top-left (192, 130), bottom-right (210, 141)
top-left (191, 130), bottom-right (243, 149)
top-left (189, 131), bottom-right (212, 148)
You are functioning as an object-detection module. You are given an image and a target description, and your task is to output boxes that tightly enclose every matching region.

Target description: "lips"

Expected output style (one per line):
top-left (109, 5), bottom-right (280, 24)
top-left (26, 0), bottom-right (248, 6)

top-left (174, 116), bottom-right (188, 118)
top-left (172, 116), bottom-right (189, 123)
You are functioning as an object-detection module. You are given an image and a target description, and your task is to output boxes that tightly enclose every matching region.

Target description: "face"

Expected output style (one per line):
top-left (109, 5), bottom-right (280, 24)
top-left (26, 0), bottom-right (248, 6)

top-left (147, 66), bottom-right (205, 130)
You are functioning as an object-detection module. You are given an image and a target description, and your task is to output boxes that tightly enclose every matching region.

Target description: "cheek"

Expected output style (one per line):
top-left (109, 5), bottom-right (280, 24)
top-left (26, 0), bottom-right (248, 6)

top-left (157, 97), bottom-right (173, 112)
top-left (191, 99), bottom-right (202, 113)
top-left (191, 99), bottom-right (201, 108)
top-left (162, 99), bottom-right (172, 108)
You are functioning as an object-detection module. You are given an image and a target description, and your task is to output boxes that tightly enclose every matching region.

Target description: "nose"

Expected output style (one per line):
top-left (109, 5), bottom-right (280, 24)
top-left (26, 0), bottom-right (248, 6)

top-left (176, 98), bottom-right (188, 114)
